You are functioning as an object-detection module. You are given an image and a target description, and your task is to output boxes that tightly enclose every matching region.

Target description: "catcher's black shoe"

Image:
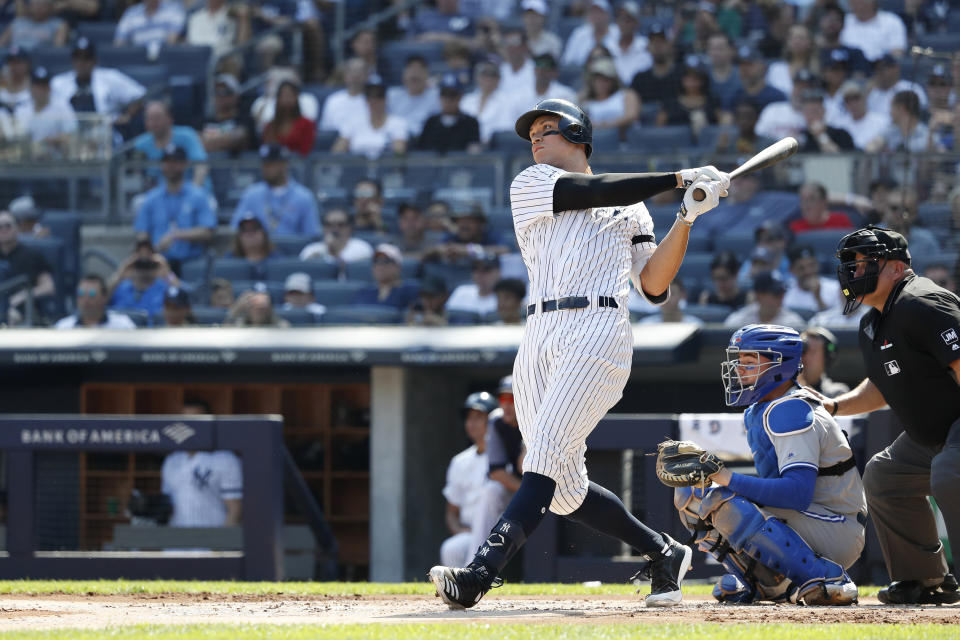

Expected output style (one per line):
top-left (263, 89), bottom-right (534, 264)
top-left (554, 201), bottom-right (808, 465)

top-left (634, 533), bottom-right (692, 607)
top-left (429, 562), bottom-right (503, 609)
top-left (877, 579), bottom-right (960, 605)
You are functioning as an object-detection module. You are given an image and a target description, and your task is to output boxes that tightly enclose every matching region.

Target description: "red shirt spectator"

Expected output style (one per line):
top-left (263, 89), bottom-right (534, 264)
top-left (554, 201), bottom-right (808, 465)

top-left (261, 80), bottom-right (316, 155)
top-left (789, 182), bottom-right (854, 234)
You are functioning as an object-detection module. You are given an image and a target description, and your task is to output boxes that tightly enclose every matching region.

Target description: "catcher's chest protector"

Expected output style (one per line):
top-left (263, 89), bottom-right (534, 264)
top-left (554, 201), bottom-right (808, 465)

top-left (744, 389), bottom-right (818, 479)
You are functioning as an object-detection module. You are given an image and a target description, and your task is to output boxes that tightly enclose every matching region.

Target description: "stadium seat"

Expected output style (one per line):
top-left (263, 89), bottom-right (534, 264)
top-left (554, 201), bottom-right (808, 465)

top-left (312, 281), bottom-right (366, 306)
top-left (695, 124), bottom-right (736, 151)
top-left (490, 130), bottom-right (531, 154)
top-left (29, 47), bottom-right (71, 75)
top-left (686, 233), bottom-right (712, 253)
top-left (20, 237), bottom-right (66, 313)
top-left (714, 230), bottom-right (756, 255)
top-left (378, 41), bottom-right (446, 84)
top-left (625, 124), bottom-right (694, 153)
top-left (190, 306), bottom-right (229, 326)
top-left (273, 235), bottom-right (311, 257)
top-left (639, 102), bottom-right (661, 126)
top-left (314, 129), bottom-right (338, 152)
top-left (157, 45), bottom-right (212, 85)
top-left (591, 128), bottom-right (622, 154)
top-left (792, 229), bottom-right (849, 261)
top-left (344, 260), bottom-right (373, 282)
top-left (401, 257), bottom-right (422, 280)
top-left (180, 258), bottom-right (209, 285)
top-left (322, 304), bottom-right (404, 325)
top-left (43, 211), bottom-right (81, 296)
top-left (75, 21), bottom-right (118, 46)
top-left (209, 258), bottom-right (257, 282)
top-left (916, 32), bottom-right (960, 53)
top-left (121, 65), bottom-right (169, 91)
top-left (684, 304), bottom-right (733, 324)
top-left (917, 202), bottom-right (951, 228)
top-left (277, 308), bottom-right (320, 326)
top-left (97, 45), bottom-right (151, 69)
top-left (423, 261), bottom-right (473, 289)
top-left (447, 309), bottom-right (481, 325)
top-left (265, 258), bottom-right (339, 283)
top-left (676, 252), bottom-right (715, 283)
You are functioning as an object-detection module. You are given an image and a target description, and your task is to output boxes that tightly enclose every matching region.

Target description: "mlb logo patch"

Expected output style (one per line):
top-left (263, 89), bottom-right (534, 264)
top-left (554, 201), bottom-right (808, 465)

top-left (884, 360), bottom-right (901, 376)
top-left (942, 329), bottom-right (958, 345)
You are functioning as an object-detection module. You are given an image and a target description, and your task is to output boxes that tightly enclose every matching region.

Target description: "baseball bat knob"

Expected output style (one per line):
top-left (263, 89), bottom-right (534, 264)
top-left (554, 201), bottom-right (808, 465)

top-left (692, 187), bottom-right (706, 202)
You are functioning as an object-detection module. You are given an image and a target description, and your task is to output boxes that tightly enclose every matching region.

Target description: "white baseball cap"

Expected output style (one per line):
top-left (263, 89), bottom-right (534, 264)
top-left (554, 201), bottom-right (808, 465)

top-left (521, 0), bottom-right (548, 15)
top-left (374, 243), bottom-right (403, 265)
top-left (284, 272), bottom-right (312, 293)
top-left (590, 0), bottom-right (612, 12)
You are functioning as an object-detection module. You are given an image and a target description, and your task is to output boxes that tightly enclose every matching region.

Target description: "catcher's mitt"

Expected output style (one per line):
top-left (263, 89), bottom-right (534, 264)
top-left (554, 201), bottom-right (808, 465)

top-left (655, 439), bottom-right (724, 488)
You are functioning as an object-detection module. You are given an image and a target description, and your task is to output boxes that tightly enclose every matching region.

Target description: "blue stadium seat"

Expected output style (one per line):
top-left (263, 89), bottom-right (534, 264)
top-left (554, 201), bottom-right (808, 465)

top-left (714, 230), bottom-right (756, 255)
top-left (686, 233), bottom-right (712, 253)
top-left (209, 258), bottom-right (256, 282)
top-left (676, 252), bottom-right (715, 283)
top-left (344, 260), bottom-right (373, 282)
top-left (423, 261), bottom-right (473, 289)
top-left (792, 229), bottom-right (849, 261)
top-left (20, 237), bottom-right (65, 312)
top-left (626, 124), bottom-right (694, 153)
top-left (401, 257), bottom-right (422, 280)
top-left (447, 309), bottom-right (481, 325)
top-left (112, 308), bottom-right (150, 327)
top-left (322, 304), bottom-right (404, 325)
top-left (120, 65), bottom-right (168, 90)
top-left (157, 45), bottom-right (212, 85)
top-left (43, 211), bottom-right (81, 295)
top-left (190, 306), bottom-right (228, 326)
top-left (695, 124), bottom-right (736, 151)
top-left (273, 235), bottom-right (311, 256)
top-left (277, 308), bottom-right (320, 326)
top-left (75, 21), bottom-right (118, 46)
top-left (97, 45), bottom-right (151, 69)
top-left (591, 128), bottom-right (622, 154)
top-left (683, 304), bottom-right (733, 324)
top-left (265, 257), bottom-right (339, 283)
top-left (314, 129), bottom-right (338, 152)
top-left (916, 32), bottom-right (960, 53)
top-left (490, 130), bottom-right (531, 154)
top-left (917, 202), bottom-right (951, 228)
top-left (378, 41), bottom-right (446, 84)
top-left (29, 47), bottom-right (71, 75)
top-left (313, 281), bottom-right (366, 306)
top-left (639, 102), bottom-right (661, 126)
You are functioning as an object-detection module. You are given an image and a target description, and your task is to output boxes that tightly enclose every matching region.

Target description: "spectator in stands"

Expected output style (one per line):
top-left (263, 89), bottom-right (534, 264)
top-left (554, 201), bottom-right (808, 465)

top-left (300, 208), bottom-right (373, 265)
top-left (754, 68), bottom-right (813, 141)
top-left (408, 0), bottom-right (474, 45)
top-left (50, 0), bottom-right (101, 22)
top-left (460, 59), bottom-right (513, 145)
top-left (816, 3), bottom-right (870, 76)
top-left (134, 144), bottom-right (215, 272)
top-left (657, 59), bottom-right (717, 134)
top-left (723, 271), bottom-right (805, 330)
top-left (230, 144), bottom-right (320, 237)
top-left (108, 242), bottom-right (171, 319)
top-left (699, 251), bottom-right (747, 310)
top-left (735, 220), bottom-right (792, 286)
top-left (260, 80), bottom-right (315, 156)
top-left (881, 186), bottom-right (941, 258)
top-left (499, 27), bottom-right (536, 101)
top-left (866, 90), bottom-right (937, 153)
top-left (407, 275), bottom-right (448, 326)
top-left (281, 271), bottom-right (325, 322)
top-left (133, 100), bottom-right (209, 189)
top-left (200, 74), bottom-right (254, 154)
top-left (784, 245), bottom-right (841, 313)
top-left (583, 57), bottom-right (640, 134)
top-left (162, 285), bottom-right (194, 327)
top-left (839, 0), bottom-right (906, 62)
top-left (431, 204), bottom-right (507, 263)
top-left (441, 41), bottom-right (473, 87)
top-left (821, 49), bottom-right (851, 126)
top-left (609, 1), bottom-right (650, 86)
top-left (9, 196), bottom-right (46, 238)
top-left (0, 209), bottom-right (55, 324)
top-left (250, 67), bottom-right (319, 130)
top-left (0, 0), bottom-right (67, 50)
top-left (354, 243), bottom-right (418, 310)
top-left (319, 57), bottom-right (369, 133)
top-left (332, 74), bottom-right (408, 159)
top-left (520, 0), bottom-right (560, 60)
top-left (766, 24), bottom-right (818, 98)
top-left (926, 65), bottom-right (957, 150)
top-left (446, 253), bottom-right (499, 316)
top-left (209, 277), bottom-right (234, 308)
top-left (424, 199), bottom-right (454, 234)
top-left (418, 73), bottom-right (481, 154)
top-left (788, 182), bottom-right (854, 235)
top-left (924, 263), bottom-right (957, 295)
top-left (706, 32), bottom-right (741, 112)
top-left (677, 0), bottom-right (733, 54)
top-left (835, 80), bottom-right (888, 150)
top-left (796, 89), bottom-right (855, 153)
top-left (731, 44), bottom-right (787, 114)
top-left (798, 327), bottom-right (849, 397)
top-left (388, 55), bottom-right (440, 139)
top-left (629, 23), bottom-right (680, 109)
top-left (639, 277), bottom-right (702, 325)
top-left (347, 28), bottom-right (378, 77)
top-left (520, 53), bottom-right (576, 109)
top-left (114, 0), bottom-right (186, 49)
top-left (807, 287), bottom-right (868, 328)
top-left (714, 100), bottom-right (771, 154)
top-left (492, 278), bottom-right (525, 325)
top-left (866, 55), bottom-right (927, 119)
top-left (253, 1), bottom-right (326, 82)
top-left (55, 274), bottom-right (137, 329)
top-left (51, 38), bottom-right (145, 127)
top-left (351, 179), bottom-right (387, 235)
top-left (162, 398), bottom-right (243, 527)
top-left (15, 66), bottom-right (77, 154)
top-left (227, 285), bottom-right (289, 327)
top-left (0, 45), bottom-right (32, 111)
top-left (561, 0), bottom-right (618, 67)
top-left (186, 0), bottom-right (251, 63)
top-left (228, 213), bottom-right (279, 280)
top-left (393, 203), bottom-right (429, 259)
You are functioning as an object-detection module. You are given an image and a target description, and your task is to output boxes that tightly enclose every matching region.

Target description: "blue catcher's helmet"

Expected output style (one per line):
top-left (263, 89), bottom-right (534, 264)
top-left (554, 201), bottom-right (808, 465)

top-left (721, 324), bottom-right (804, 407)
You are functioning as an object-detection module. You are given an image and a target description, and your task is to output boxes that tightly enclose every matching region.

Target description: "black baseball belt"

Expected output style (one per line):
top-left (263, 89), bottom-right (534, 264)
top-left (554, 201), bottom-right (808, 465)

top-left (526, 296), bottom-right (619, 316)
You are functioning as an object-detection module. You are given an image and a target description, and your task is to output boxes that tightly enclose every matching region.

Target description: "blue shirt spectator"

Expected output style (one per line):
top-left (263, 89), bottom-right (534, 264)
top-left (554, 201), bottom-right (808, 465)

top-left (110, 276), bottom-right (168, 317)
top-left (115, 0), bottom-right (186, 48)
top-left (230, 144), bottom-right (320, 238)
top-left (353, 243), bottom-right (419, 309)
top-left (134, 144), bottom-right (216, 264)
top-left (133, 100), bottom-right (211, 191)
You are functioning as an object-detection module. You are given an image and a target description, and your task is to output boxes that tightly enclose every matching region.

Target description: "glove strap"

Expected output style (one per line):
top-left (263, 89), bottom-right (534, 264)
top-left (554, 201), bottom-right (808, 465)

top-left (676, 210), bottom-right (694, 228)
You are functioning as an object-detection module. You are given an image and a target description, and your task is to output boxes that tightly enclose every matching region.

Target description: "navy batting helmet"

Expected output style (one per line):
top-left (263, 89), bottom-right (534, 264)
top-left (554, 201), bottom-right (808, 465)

top-left (496, 375), bottom-right (513, 395)
top-left (463, 391), bottom-right (498, 415)
top-left (514, 98), bottom-right (593, 158)
top-left (721, 324), bottom-right (803, 407)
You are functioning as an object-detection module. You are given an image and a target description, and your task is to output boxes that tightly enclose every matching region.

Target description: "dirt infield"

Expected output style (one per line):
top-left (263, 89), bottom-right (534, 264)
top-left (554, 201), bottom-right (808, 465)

top-left (0, 593), bottom-right (958, 630)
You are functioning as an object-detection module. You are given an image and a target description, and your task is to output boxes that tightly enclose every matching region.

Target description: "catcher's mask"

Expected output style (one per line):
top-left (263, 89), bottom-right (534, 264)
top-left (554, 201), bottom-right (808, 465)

top-left (835, 225), bottom-right (911, 315)
top-left (722, 324), bottom-right (803, 407)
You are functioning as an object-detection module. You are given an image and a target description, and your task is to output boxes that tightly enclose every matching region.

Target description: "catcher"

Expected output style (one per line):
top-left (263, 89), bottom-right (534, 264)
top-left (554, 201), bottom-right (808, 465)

top-left (657, 324), bottom-right (866, 605)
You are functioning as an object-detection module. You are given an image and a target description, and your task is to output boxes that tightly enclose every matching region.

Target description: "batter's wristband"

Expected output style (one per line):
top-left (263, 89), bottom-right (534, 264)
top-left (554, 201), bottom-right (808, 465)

top-left (676, 210), bottom-right (694, 227)
top-left (829, 400), bottom-right (839, 416)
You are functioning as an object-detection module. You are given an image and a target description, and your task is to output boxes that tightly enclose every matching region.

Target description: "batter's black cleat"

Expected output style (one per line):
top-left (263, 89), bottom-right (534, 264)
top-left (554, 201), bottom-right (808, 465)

top-left (635, 533), bottom-right (693, 607)
top-left (429, 562), bottom-right (503, 609)
top-left (877, 579), bottom-right (960, 605)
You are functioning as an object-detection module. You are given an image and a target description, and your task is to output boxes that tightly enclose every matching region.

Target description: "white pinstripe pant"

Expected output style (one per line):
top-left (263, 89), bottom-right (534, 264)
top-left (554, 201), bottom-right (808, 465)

top-left (513, 304), bottom-right (632, 515)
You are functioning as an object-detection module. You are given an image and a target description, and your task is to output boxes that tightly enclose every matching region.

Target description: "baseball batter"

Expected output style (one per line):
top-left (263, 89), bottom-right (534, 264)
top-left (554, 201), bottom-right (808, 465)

top-left (430, 98), bottom-right (729, 608)
top-left (672, 324), bottom-right (865, 605)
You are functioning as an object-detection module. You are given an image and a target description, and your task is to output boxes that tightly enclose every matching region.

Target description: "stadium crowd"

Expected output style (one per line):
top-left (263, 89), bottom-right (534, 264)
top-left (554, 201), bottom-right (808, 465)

top-left (0, 0), bottom-right (958, 328)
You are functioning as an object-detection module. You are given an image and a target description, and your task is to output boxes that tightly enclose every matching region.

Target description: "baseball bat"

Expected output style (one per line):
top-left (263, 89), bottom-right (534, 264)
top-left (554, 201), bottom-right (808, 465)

top-left (692, 137), bottom-right (799, 201)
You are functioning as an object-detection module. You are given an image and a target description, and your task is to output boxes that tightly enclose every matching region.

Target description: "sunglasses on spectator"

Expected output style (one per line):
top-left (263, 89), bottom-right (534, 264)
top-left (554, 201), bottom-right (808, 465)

top-left (77, 288), bottom-right (99, 297)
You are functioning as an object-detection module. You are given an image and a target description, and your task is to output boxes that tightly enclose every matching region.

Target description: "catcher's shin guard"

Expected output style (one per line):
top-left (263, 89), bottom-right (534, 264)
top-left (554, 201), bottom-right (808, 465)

top-left (702, 490), bottom-right (858, 606)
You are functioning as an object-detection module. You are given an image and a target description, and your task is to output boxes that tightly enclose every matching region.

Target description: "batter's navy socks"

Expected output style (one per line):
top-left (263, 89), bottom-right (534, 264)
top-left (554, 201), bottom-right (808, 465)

top-left (635, 533), bottom-right (692, 607)
top-left (564, 481), bottom-right (666, 558)
top-left (502, 472), bottom-right (556, 533)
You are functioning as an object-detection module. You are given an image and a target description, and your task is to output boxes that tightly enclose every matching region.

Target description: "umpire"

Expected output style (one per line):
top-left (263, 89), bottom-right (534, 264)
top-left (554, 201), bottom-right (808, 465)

top-left (820, 225), bottom-right (960, 605)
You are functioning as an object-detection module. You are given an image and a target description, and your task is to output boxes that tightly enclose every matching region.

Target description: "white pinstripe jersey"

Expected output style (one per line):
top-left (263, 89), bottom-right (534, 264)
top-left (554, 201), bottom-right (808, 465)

top-left (509, 164), bottom-right (658, 302)
top-left (162, 451), bottom-right (243, 527)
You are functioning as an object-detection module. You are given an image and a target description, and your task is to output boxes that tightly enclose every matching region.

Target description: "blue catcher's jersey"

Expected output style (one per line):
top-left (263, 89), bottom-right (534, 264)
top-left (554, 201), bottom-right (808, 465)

top-left (742, 386), bottom-right (866, 517)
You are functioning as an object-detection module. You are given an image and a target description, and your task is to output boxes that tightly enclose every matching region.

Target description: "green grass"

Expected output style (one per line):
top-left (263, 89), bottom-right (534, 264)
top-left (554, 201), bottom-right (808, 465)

top-left (0, 580), bottom-right (883, 598)
top-left (0, 624), bottom-right (954, 640)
